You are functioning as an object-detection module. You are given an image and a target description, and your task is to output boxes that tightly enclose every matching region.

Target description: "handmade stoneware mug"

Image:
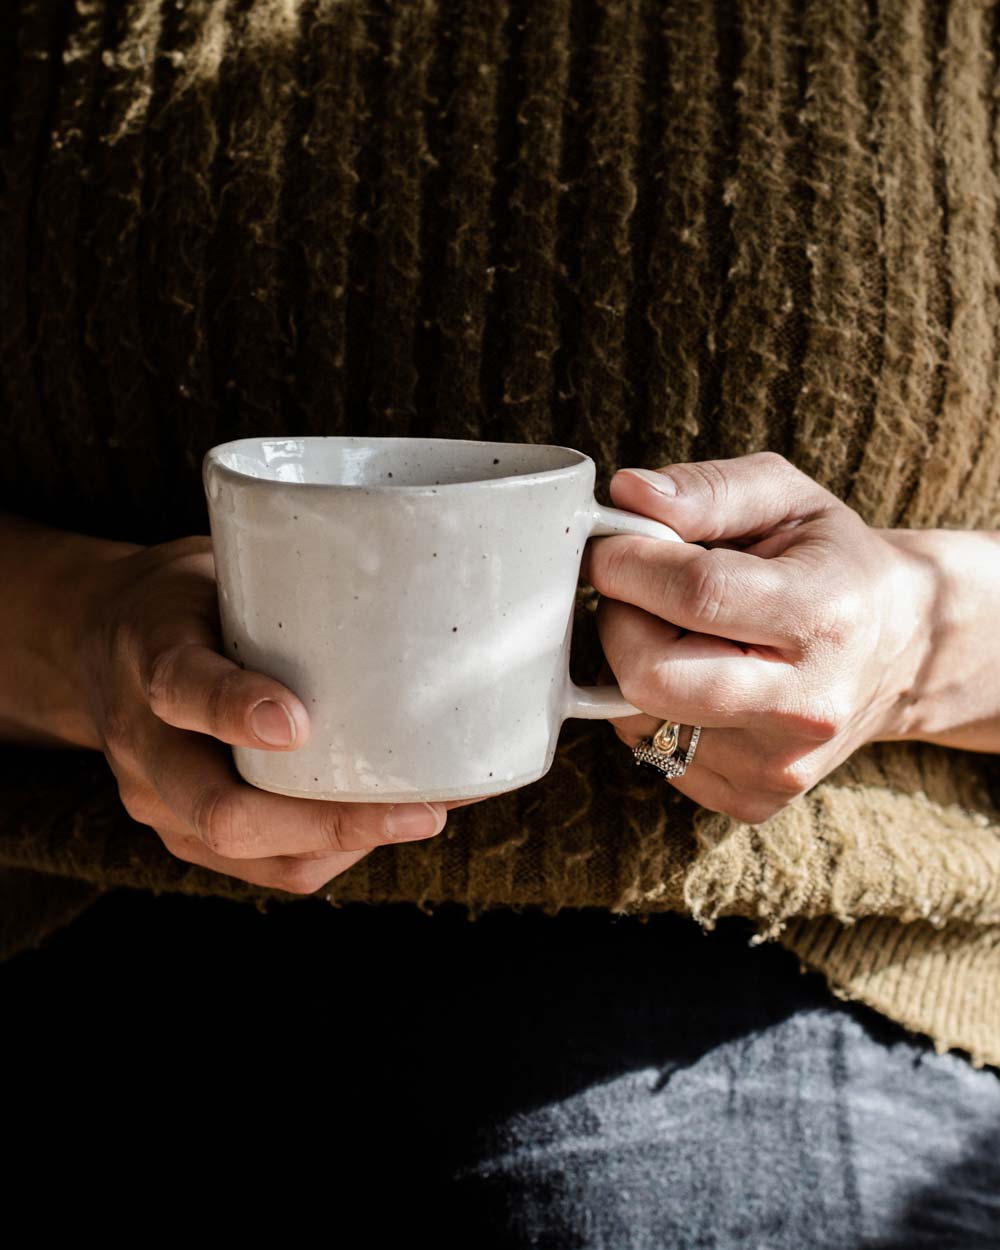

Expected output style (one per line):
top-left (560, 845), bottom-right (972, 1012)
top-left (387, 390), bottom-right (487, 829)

top-left (203, 436), bottom-right (681, 803)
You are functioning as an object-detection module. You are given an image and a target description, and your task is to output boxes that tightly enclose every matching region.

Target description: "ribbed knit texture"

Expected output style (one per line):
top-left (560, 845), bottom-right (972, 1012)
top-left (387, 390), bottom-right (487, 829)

top-left (1, 0), bottom-right (998, 1067)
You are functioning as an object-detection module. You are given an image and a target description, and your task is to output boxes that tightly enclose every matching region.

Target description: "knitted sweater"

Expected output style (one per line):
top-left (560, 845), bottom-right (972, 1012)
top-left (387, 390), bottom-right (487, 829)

top-left (2, 0), bottom-right (999, 1068)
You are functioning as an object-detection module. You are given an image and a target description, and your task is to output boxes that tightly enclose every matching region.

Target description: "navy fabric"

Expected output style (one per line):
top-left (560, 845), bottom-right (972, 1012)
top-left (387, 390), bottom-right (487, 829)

top-left (4, 890), bottom-right (998, 1246)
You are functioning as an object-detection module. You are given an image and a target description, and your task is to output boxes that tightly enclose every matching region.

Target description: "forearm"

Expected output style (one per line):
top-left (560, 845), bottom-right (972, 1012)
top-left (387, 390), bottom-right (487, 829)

top-left (879, 528), bottom-right (1000, 754)
top-left (0, 510), bottom-right (143, 750)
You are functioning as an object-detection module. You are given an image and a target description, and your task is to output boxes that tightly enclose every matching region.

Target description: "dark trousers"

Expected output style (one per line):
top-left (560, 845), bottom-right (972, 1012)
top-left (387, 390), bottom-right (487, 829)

top-left (4, 889), bottom-right (998, 1247)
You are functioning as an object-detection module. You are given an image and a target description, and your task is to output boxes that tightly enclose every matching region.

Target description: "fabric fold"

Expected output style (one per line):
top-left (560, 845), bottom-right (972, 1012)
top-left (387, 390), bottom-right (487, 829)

top-left (2, 737), bottom-right (997, 1067)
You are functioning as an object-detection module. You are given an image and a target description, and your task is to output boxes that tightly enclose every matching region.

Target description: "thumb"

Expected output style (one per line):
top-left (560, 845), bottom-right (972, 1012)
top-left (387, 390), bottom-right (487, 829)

top-left (143, 640), bottom-right (311, 750)
top-left (608, 451), bottom-right (831, 544)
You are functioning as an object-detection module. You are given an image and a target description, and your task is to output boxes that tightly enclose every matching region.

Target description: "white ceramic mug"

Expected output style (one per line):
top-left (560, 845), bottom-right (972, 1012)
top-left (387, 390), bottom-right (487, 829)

top-left (203, 436), bottom-right (682, 803)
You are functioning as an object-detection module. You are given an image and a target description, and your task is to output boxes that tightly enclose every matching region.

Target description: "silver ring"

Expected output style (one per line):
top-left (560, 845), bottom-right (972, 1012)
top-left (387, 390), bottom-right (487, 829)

top-left (632, 720), bottom-right (702, 779)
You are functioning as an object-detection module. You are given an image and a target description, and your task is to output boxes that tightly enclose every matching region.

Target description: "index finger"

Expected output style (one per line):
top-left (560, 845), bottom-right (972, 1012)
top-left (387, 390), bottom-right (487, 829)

top-left (581, 536), bottom-right (810, 648)
top-left (609, 453), bottom-right (831, 544)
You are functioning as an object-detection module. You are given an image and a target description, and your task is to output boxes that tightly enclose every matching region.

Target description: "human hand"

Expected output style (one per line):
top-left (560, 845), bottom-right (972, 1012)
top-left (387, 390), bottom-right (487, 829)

top-left (77, 535), bottom-right (487, 894)
top-left (579, 452), bottom-right (934, 824)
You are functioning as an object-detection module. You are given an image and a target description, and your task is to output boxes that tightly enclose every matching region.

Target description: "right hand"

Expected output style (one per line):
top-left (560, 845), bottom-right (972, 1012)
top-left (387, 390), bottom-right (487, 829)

top-left (77, 535), bottom-right (487, 895)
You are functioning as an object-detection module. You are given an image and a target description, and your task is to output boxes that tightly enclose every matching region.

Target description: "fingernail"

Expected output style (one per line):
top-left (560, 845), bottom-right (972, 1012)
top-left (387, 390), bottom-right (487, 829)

top-left (250, 699), bottom-right (296, 746)
top-left (385, 802), bottom-right (446, 840)
top-left (618, 467), bottom-right (677, 496)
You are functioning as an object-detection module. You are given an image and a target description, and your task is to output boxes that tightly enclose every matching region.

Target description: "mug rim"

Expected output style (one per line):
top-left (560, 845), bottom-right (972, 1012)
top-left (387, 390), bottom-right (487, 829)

top-left (202, 434), bottom-right (593, 493)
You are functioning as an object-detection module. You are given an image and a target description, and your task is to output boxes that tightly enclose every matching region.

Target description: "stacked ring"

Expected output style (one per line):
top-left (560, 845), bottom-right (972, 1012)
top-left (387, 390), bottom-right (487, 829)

top-left (632, 720), bottom-right (702, 779)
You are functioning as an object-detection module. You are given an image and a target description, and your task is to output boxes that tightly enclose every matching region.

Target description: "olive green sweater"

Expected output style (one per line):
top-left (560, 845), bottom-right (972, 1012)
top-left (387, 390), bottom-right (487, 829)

top-left (1, 0), bottom-right (999, 1068)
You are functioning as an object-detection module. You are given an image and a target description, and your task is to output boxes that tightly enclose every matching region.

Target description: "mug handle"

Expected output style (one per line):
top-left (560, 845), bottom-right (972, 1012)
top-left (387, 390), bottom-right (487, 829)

top-left (562, 501), bottom-right (683, 721)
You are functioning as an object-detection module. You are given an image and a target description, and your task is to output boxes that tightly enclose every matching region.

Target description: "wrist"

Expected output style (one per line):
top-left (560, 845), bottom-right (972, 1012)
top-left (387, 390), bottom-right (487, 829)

top-left (0, 513), bottom-right (144, 750)
top-left (867, 528), bottom-right (938, 744)
top-left (873, 527), bottom-right (1000, 752)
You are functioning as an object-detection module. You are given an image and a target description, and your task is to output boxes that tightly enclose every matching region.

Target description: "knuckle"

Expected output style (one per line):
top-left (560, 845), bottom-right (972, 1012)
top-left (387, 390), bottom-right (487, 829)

top-left (802, 713), bottom-right (842, 744)
top-left (727, 794), bottom-right (783, 825)
top-left (275, 859), bottom-right (328, 896)
top-left (100, 705), bottom-right (141, 768)
top-left (316, 806), bottom-right (350, 852)
top-left (616, 656), bottom-right (654, 714)
top-left (162, 534), bottom-right (213, 561)
top-left (811, 589), bottom-right (864, 650)
top-left (751, 450), bottom-right (811, 494)
top-left (680, 550), bottom-right (729, 627)
top-left (593, 538), bottom-right (634, 599)
top-left (156, 829), bottom-right (199, 865)
top-left (190, 784), bottom-right (253, 857)
top-left (751, 450), bottom-right (791, 474)
top-left (765, 758), bottom-right (815, 797)
top-left (788, 695), bottom-right (849, 742)
top-left (118, 782), bottom-right (161, 827)
top-left (146, 643), bottom-right (194, 716)
top-left (204, 665), bottom-right (250, 736)
top-left (750, 451), bottom-right (828, 512)
top-left (681, 460), bottom-right (731, 509)
top-left (101, 590), bottom-right (142, 670)
top-left (694, 790), bottom-right (738, 818)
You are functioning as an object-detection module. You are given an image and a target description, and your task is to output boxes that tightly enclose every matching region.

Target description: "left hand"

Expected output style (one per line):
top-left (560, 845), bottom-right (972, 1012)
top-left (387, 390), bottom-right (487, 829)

top-left (579, 451), bottom-right (932, 825)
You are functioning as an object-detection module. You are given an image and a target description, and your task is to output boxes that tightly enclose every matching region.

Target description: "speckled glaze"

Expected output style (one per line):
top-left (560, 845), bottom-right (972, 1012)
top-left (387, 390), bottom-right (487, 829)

top-left (203, 436), bottom-right (682, 803)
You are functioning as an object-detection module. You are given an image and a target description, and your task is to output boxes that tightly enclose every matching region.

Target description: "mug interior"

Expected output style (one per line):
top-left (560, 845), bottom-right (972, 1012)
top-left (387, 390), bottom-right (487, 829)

top-left (209, 436), bottom-right (586, 488)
